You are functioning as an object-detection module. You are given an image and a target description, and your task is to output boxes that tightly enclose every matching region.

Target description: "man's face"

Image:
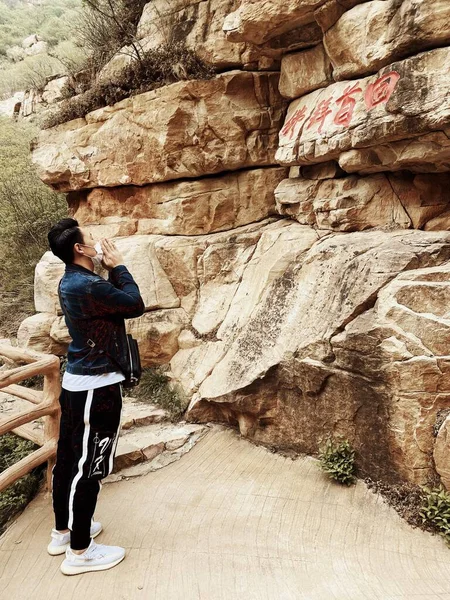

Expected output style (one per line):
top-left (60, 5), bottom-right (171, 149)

top-left (74, 228), bottom-right (98, 258)
top-left (81, 228), bottom-right (96, 247)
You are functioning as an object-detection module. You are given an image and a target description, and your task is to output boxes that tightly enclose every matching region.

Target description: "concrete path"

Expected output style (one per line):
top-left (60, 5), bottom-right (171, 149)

top-left (1, 425), bottom-right (450, 600)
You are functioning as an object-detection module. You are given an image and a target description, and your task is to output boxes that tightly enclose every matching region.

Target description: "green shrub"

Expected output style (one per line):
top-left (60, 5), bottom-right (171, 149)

top-left (419, 484), bottom-right (450, 546)
top-left (318, 435), bottom-right (356, 485)
top-left (0, 0), bottom-right (83, 97)
top-left (0, 433), bottom-right (44, 535)
top-left (0, 0), bottom-right (82, 57)
top-left (0, 53), bottom-right (62, 98)
top-left (0, 117), bottom-right (68, 338)
top-left (129, 366), bottom-right (187, 422)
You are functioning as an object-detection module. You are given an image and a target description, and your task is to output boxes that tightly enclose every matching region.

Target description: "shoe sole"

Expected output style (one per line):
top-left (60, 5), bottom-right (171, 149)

top-left (47, 526), bottom-right (103, 556)
top-left (60, 554), bottom-right (125, 576)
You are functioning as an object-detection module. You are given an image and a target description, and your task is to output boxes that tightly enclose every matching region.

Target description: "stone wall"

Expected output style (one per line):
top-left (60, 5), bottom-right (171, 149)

top-left (25, 0), bottom-right (450, 487)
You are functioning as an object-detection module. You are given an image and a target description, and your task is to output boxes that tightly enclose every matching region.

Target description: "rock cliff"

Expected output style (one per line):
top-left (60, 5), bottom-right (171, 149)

top-left (23, 0), bottom-right (450, 487)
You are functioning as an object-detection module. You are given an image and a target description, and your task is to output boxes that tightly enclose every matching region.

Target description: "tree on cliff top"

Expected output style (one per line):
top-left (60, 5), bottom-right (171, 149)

top-left (78, 0), bottom-right (147, 71)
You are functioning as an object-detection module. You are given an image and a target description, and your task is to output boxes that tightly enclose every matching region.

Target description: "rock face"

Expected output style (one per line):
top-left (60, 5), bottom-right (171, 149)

top-left (137, 0), bottom-right (247, 68)
top-left (41, 76), bottom-right (69, 105)
top-left (186, 227), bottom-right (450, 484)
top-left (26, 0), bottom-right (450, 490)
top-left (106, 0), bottom-right (323, 74)
top-left (279, 44), bottom-right (333, 99)
top-left (277, 47), bottom-right (450, 169)
top-left (17, 313), bottom-right (67, 355)
top-left (275, 172), bottom-right (450, 231)
top-left (339, 130), bottom-right (450, 174)
top-left (324, 0), bottom-right (450, 80)
top-left (314, 0), bottom-right (365, 32)
top-left (70, 167), bottom-right (287, 235)
top-left (223, 0), bottom-right (326, 45)
top-left (434, 415), bottom-right (450, 490)
top-left (32, 71), bottom-right (286, 192)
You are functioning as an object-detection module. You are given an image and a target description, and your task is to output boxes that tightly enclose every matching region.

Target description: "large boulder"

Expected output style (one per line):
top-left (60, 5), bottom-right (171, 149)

top-left (70, 167), bottom-right (287, 235)
top-left (276, 47), bottom-right (450, 172)
top-left (324, 0), bottom-right (450, 80)
top-left (25, 217), bottom-right (450, 487)
top-left (32, 71), bottom-right (286, 192)
top-left (191, 227), bottom-right (269, 335)
top-left (279, 44), bottom-right (333, 100)
top-left (314, 0), bottom-right (366, 32)
top-left (17, 313), bottom-right (67, 355)
top-left (41, 76), bottom-right (70, 105)
top-left (34, 252), bottom-right (65, 314)
top-left (182, 227), bottom-right (450, 485)
top-left (153, 218), bottom-right (280, 314)
top-left (330, 265), bottom-right (450, 484)
top-left (339, 130), bottom-right (450, 174)
top-left (275, 172), bottom-right (450, 231)
top-left (191, 229), bottom-right (450, 400)
top-left (125, 309), bottom-right (188, 365)
top-left (223, 0), bottom-right (326, 45)
top-left (137, 0), bottom-right (249, 68)
top-left (105, 0), bottom-right (321, 76)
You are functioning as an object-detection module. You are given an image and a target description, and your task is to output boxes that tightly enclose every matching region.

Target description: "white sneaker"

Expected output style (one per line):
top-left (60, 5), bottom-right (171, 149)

top-left (60, 539), bottom-right (125, 576)
top-left (47, 520), bottom-right (103, 556)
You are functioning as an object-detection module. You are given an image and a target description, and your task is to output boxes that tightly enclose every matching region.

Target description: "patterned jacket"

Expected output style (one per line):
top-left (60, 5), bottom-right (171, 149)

top-left (58, 263), bottom-right (145, 375)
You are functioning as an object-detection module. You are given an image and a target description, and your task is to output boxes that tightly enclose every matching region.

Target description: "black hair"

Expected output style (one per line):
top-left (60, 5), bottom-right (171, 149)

top-left (47, 218), bottom-right (84, 264)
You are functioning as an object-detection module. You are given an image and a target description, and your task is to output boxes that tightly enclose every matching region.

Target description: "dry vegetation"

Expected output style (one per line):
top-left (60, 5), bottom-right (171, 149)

top-left (43, 43), bottom-right (215, 128)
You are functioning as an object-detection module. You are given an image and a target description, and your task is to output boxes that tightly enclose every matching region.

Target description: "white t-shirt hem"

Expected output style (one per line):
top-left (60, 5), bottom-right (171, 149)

top-left (62, 370), bottom-right (125, 392)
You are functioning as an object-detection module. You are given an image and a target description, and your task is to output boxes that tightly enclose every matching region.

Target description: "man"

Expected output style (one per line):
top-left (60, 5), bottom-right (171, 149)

top-left (47, 218), bottom-right (145, 576)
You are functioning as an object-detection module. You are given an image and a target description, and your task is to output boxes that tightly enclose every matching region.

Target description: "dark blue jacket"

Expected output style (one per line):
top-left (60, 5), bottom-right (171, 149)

top-left (58, 263), bottom-right (145, 375)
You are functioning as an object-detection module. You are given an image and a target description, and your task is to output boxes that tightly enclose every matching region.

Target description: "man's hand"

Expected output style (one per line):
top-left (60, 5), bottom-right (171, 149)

top-left (100, 238), bottom-right (125, 271)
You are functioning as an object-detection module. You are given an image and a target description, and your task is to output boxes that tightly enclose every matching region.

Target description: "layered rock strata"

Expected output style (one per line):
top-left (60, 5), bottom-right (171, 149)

top-left (22, 0), bottom-right (450, 490)
top-left (32, 71), bottom-right (286, 192)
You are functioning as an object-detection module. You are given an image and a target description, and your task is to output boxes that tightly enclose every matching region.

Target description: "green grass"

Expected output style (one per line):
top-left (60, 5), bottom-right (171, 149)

top-left (129, 366), bottom-right (188, 422)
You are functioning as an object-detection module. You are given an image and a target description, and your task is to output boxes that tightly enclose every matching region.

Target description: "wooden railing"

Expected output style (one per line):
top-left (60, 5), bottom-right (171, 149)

top-left (0, 343), bottom-right (61, 493)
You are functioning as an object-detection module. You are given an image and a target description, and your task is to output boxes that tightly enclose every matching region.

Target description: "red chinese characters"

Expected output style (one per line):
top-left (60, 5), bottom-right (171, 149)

top-left (333, 83), bottom-right (362, 127)
top-left (280, 105), bottom-right (307, 140)
top-left (307, 98), bottom-right (332, 134)
top-left (365, 71), bottom-right (400, 109)
top-left (280, 70), bottom-right (401, 140)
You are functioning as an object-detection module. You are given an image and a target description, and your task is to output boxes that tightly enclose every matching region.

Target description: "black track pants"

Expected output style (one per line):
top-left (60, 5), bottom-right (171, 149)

top-left (52, 382), bottom-right (122, 550)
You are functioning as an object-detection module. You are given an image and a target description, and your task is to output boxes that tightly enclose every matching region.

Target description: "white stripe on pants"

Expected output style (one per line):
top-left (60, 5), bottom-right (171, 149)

top-left (68, 388), bottom-right (94, 530)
